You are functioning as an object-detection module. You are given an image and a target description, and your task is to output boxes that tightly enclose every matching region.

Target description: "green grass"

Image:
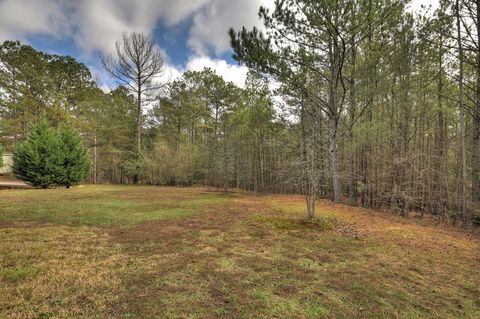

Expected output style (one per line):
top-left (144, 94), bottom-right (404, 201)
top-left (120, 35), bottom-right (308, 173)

top-left (0, 185), bottom-right (228, 226)
top-left (0, 185), bottom-right (479, 319)
top-left (0, 266), bottom-right (39, 283)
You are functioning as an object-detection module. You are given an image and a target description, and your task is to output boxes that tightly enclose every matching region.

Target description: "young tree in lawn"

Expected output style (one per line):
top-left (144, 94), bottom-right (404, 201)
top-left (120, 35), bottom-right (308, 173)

top-left (12, 118), bottom-right (63, 188)
top-left (101, 32), bottom-right (165, 165)
top-left (56, 123), bottom-right (91, 188)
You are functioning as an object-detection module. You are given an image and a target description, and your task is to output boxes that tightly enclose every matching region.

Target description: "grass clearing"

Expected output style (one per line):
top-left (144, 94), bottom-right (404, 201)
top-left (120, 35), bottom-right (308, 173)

top-left (1, 185), bottom-right (479, 318)
top-left (0, 185), bottom-right (228, 226)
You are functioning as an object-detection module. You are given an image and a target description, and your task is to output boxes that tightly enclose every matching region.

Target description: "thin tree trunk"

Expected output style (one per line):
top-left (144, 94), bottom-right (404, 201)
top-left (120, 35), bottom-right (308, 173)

top-left (137, 87), bottom-right (142, 155)
top-left (133, 87), bottom-right (142, 184)
top-left (348, 31), bottom-right (357, 204)
top-left (305, 131), bottom-right (316, 219)
top-left (456, 0), bottom-right (468, 228)
top-left (472, 0), bottom-right (480, 203)
top-left (223, 123), bottom-right (228, 192)
top-left (328, 117), bottom-right (342, 203)
top-left (327, 35), bottom-right (342, 203)
top-left (434, 42), bottom-right (446, 214)
top-left (94, 133), bottom-right (97, 184)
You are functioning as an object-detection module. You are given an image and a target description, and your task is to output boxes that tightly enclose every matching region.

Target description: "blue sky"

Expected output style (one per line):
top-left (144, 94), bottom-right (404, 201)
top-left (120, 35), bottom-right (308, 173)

top-left (0, 0), bottom-right (438, 89)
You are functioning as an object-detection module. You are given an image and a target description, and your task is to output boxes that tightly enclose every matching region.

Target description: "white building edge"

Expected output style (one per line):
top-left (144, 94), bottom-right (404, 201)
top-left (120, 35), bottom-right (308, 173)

top-left (0, 153), bottom-right (13, 174)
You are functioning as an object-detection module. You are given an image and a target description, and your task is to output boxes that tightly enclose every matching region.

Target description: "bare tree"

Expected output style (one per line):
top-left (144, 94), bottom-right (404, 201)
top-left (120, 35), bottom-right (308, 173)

top-left (101, 32), bottom-right (165, 156)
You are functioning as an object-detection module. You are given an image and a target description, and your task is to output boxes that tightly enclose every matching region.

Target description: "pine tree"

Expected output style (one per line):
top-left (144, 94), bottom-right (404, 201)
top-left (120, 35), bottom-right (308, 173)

top-left (13, 118), bottom-right (63, 188)
top-left (56, 123), bottom-right (91, 188)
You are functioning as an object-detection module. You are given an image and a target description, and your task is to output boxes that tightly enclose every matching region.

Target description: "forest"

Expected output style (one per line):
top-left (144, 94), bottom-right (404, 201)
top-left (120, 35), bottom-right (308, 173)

top-left (0, 0), bottom-right (479, 227)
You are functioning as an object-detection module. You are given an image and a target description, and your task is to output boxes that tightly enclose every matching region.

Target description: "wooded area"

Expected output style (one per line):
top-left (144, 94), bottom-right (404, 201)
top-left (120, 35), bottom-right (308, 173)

top-left (1, 0), bottom-right (479, 226)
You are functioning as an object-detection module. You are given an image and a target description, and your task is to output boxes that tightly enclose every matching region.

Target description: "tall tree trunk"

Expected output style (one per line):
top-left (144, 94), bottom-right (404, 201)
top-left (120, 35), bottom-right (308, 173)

top-left (223, 123), bottom-right (228, 192)
top-left (93, 133), bottom-right (98, 184)
top-left (433, 42), bottom-right (446, 214)
top-left (457, 0), bottom-right (468, 228)
top-left (472, 0), bottom-right (480, 204)
top-left (348, 31), bottom-right (357, 204)
top-left (328, 37), bottom-right (342, 203)
top-left (305, 129), bottom-right (316, 219)
top-left (301, 101), bottom-right (317, 219)
top-left (136, 87), bottom-right (142, 156)
top-left (133, 87), bottom-right (142, 184)
top-left (328, 117), bottom-right (342, 203)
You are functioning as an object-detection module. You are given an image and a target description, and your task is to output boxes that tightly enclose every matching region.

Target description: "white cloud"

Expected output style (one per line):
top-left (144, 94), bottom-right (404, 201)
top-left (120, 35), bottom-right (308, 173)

top-left (0, 0), bottom-right (272, 57)
top-left (186, 56), bottom-right (248, 87)
top-left (0, 0), bottom-right (68, 41)
top-left (70, 0), bottom-right (212, 54)
top-left (0, 0), bottom-right (441, 56)
top-left (156, 62), bottom-right (183, 84)
top-left (128, 55), bottom-right (249, 90)
top-left (188, 0), bottom-right (274, 56)
top-left (0, 0), bottom-right (270, 90)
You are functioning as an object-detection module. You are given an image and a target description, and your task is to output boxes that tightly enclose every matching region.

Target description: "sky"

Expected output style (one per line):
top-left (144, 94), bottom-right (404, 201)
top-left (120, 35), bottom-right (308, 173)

top-left (0, 0), bottom-right (439, 90)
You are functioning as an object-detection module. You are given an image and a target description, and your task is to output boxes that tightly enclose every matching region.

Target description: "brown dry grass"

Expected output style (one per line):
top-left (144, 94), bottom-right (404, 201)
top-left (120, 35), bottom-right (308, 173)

top-left (0, 186), bottom-right (479, 318)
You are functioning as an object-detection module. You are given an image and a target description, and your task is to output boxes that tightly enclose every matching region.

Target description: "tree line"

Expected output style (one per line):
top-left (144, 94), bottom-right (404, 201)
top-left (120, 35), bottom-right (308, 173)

top-left (0, 0), bottom-right (479, 226)
top-left (229, 0), bottom-right (480, 226)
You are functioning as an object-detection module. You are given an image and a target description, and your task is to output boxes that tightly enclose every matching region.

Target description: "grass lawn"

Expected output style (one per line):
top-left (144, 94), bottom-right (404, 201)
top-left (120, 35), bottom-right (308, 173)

top-left (0, 185), bottom-right (479, 318)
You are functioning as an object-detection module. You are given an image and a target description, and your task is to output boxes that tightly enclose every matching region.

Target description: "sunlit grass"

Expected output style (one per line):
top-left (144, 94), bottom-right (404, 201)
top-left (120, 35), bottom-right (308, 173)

top-left (0, 226), bottom-right (124, 318)
top-left (0, 185), bottom-right (228, 226)
top-left (0, 185), bottom-right (478, 318)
